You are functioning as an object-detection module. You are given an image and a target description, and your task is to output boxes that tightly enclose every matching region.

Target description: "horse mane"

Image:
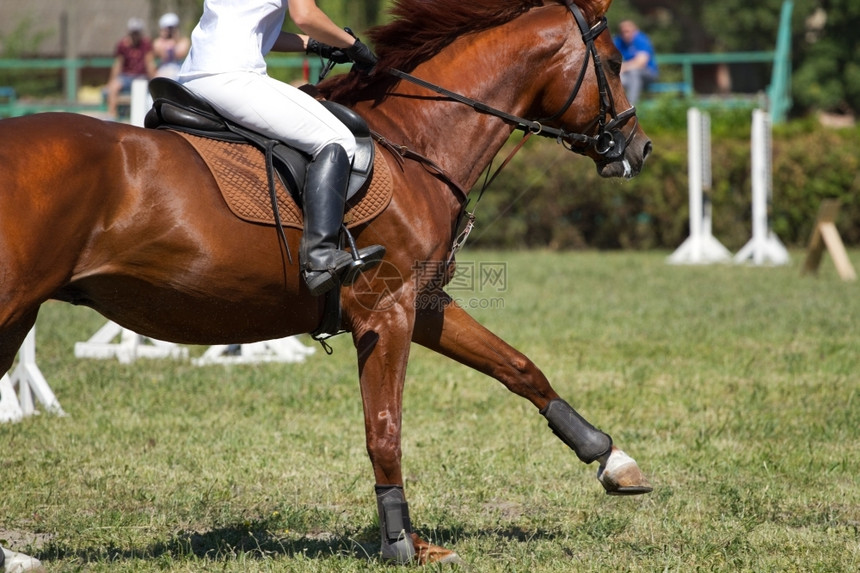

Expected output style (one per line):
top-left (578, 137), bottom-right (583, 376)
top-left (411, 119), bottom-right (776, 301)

top-left (320, 0), bottom-right (597, 104)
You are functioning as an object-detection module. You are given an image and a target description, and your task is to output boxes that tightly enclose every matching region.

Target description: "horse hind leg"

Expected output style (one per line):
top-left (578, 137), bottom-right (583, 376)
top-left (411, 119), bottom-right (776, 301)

top-left (412, 295), bottom-right (651, 495)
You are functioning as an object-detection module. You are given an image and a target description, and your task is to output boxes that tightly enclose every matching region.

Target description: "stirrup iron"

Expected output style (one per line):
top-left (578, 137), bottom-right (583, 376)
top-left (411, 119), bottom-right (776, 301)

top-left (339, 224), bottom-right (385, 286)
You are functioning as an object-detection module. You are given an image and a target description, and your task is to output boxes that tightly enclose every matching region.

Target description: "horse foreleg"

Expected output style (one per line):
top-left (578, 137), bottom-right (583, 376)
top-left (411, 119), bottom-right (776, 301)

top-left (352, 311), bottom-right (462, 565)
top-left (412, 294), bottom-right (652, 495)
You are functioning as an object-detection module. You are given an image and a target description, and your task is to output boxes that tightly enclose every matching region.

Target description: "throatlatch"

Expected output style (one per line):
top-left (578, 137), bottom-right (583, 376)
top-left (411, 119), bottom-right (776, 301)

top-left (375, 485), bottom-right (416, 563)
top-left (540, 398), bottom-right (612, 464)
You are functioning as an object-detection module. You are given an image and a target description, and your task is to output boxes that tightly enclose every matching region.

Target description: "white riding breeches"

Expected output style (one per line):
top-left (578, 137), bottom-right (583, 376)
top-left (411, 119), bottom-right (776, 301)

top-left (180, 71), bottom-right (356, 161)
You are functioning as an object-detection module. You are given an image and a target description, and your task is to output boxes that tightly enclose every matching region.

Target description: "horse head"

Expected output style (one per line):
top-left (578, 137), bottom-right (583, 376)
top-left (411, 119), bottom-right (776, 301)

top-left (529, 0), bottom-right (652, 179)
top-left (322, 0), bottom-right (651, 187)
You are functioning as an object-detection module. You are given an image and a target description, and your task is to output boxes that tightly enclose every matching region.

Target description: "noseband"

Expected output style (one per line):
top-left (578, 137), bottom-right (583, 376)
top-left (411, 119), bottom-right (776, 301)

top-left (386, 0), bottom-right (637, 159)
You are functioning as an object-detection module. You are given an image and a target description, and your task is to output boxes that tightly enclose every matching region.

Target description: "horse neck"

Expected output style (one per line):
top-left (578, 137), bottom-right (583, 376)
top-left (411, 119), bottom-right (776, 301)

top-left (363, 8), bottom-right (570, 193)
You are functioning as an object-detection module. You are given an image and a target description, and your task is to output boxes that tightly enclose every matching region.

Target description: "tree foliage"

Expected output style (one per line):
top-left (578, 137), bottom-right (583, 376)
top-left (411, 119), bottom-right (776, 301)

top-left (792, 0), bottom-right (860, 113)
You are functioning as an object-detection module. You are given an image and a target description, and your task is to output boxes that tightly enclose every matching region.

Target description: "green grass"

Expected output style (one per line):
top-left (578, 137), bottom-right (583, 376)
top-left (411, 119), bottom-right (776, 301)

top-left (2, 250), bottom-right (860, 572)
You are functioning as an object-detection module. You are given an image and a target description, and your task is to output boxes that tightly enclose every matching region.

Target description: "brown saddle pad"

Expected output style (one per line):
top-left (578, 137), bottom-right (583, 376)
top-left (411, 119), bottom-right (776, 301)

top-left (174, 131), bottom-right (392, 229)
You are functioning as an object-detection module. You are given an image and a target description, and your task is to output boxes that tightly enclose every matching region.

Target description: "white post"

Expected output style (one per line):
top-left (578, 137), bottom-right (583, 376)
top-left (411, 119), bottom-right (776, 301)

top-left (0, 376), bottom-right (24, 422)
top-left (734, 109), bottom-right (789, 265)
top-left (0, 327), bottom-right (65, 423)
top-left (130, 77), bottom-right (150, 127)
top-left (688, 107), bottom-right (704, 259)
top-left (668, 108), bottom-right (732, 264)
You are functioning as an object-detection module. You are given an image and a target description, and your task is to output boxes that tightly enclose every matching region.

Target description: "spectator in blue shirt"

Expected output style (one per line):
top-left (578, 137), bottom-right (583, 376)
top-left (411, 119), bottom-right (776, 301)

top-left (613, 19), bottom-right (658, 105)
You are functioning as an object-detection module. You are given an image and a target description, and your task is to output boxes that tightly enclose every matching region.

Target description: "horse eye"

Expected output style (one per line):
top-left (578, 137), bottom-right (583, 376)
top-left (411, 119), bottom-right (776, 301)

top-left (608, 57), bottom-right (622, 75)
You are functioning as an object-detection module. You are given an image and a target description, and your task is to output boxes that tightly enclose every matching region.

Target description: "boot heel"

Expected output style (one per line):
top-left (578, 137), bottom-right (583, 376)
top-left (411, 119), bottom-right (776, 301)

top-left (304, 269), bottom-right (339, 296)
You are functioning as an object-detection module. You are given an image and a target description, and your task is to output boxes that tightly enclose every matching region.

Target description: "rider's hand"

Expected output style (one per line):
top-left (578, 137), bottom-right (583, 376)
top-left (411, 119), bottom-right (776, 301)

top-left (346, 38), bottom-right (378, 74)
top-left (306, 38), bottom-right (350, 64)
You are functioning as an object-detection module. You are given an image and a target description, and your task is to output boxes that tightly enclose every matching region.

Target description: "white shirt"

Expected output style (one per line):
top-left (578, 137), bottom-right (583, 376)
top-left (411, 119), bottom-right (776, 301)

top-left (179, 0), bottom-right (286, 80)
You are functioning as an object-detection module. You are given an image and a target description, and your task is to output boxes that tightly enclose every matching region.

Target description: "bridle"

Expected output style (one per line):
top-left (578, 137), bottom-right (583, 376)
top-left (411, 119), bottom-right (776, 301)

top-left (386, 0), bottom-right (637, 161)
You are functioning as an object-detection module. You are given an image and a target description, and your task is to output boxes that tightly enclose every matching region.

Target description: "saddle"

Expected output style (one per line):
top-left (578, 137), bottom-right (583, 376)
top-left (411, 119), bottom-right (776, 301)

top-left (144, 78), bottom-right (388, 340)
top-left (144, 77), bottom-right (376, 203)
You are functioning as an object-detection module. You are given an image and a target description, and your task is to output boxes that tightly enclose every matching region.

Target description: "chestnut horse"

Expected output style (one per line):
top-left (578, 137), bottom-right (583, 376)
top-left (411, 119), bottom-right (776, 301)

top-left (0, 0), bottom-right (651, 565)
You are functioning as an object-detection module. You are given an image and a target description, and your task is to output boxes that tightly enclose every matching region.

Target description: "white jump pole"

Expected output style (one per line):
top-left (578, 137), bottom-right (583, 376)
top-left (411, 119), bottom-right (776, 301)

top-left (0, 327), bottom-right (65, 423)
top-left (74, 320), bottom-right (189, 364)
top-left (734, 109), bottom-right (789, 265)
top-left (193, 336), bottom-right (316, 366)
top-left (668, 108), bottom-right (732, 264)
top-left (74, 321), bottom-right (314, 365)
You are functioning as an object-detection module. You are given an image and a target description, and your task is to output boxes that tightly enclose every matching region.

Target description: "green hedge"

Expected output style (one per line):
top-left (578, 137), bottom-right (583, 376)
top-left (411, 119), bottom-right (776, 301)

top-left (467, 119), bottom-right (860, 250)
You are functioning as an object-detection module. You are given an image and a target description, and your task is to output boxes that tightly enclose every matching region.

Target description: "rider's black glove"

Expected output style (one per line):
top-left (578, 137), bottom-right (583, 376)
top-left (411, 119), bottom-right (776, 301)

top-left (306, 38), bottom-right (350, 64)
top-left (345, 38), bottom-right (378, 74)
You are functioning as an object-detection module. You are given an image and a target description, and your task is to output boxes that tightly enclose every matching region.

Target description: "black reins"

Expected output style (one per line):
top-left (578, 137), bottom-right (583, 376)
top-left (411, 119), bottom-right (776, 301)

top-left (387, 1), bottom-right (637, 160)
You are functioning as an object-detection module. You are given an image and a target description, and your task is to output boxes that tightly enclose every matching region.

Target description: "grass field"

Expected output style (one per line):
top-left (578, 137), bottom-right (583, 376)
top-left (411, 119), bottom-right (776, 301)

top-left (2, 250), bottom-right (859, 572)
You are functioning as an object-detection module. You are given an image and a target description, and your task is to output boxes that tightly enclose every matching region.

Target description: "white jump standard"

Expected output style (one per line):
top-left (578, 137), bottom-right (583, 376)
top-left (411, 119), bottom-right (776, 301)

top-left (668, 108), bottom-right (731, 265)
top-left (0, 327), bottom-right (64, 423)
top-left (734, 109), bottom-right (789, 266)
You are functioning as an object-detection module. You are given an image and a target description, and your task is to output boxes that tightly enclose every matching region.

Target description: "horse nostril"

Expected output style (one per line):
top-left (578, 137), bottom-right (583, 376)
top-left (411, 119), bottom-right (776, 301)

top-left (643, 140), bottom-right (653, 160)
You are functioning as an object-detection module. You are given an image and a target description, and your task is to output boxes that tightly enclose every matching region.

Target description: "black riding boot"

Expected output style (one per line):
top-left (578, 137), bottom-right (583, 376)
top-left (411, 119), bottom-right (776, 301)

top-left (300, 143), bottom-right (385, 296)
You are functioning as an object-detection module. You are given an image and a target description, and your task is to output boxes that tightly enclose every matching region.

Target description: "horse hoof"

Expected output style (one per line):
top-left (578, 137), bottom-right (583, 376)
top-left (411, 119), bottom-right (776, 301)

top-left (411, 533), bottom-right (464, 565)
top-left (1, 547), bottom-right (46, 573)
top-left (597, 447), bottom-right (653, 496)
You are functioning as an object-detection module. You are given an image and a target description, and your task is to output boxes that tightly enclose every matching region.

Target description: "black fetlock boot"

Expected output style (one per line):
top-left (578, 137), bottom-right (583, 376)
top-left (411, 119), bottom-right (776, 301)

top-left (541, 398), bottom-right (612, 464)
top-left (300, 143), bottom-right (385, 296)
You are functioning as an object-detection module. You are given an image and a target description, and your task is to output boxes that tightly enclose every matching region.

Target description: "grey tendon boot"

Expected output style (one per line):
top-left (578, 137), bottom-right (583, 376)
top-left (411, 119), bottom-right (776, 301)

top-left (375, 485), bottom-right (416, 563)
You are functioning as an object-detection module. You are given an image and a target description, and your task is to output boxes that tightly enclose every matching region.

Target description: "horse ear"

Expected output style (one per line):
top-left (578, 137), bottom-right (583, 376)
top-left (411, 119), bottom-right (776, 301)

top-left (590, 0), bottom-right (613, 18)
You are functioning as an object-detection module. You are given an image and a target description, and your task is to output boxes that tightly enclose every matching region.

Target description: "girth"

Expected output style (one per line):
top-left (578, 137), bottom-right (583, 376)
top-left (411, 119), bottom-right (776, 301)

top-left (144, 77), bottom-right (375, 201)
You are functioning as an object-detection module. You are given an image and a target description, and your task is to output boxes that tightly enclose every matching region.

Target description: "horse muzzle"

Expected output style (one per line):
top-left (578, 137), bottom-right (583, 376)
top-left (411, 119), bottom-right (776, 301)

top-left (594, 129), bottom-right (627, 161)
top-left (597, 136), bottom-right (651, 179)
